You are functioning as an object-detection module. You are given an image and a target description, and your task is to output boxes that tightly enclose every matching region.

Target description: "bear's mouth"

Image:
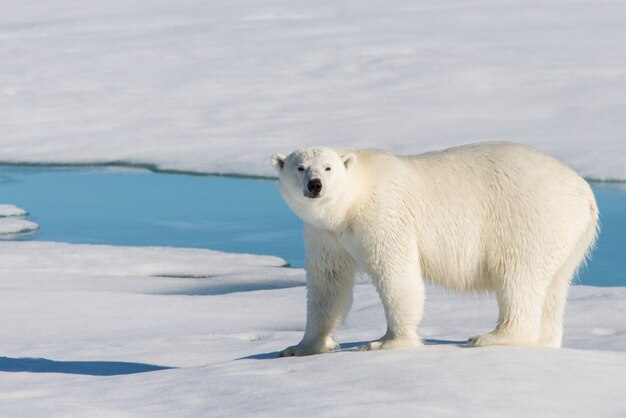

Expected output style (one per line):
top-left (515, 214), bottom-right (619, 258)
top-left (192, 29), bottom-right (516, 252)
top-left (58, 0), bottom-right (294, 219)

top-left (304, 192), bottom-right (322, 199)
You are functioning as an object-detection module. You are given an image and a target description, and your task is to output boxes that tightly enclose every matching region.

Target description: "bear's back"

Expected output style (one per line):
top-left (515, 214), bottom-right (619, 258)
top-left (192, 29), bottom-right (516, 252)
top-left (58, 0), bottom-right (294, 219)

top-left (369, 142), bottom-right (596, 291)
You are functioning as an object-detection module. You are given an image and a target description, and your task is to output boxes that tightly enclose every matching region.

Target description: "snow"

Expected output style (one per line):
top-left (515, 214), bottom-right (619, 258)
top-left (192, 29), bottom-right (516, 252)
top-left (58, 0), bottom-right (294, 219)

top-left (0, 204), bottom-right (27, 217)
top-left (0, 218), bottom-right (39, 235)
top-left (0, 241), bottom-right (625, 416)
top-left (1, 0), bottom-right (626, 180)
top-left (0, 205), bottom-right (38, 235)
top-left (1, 0), bottom-right (626, 415)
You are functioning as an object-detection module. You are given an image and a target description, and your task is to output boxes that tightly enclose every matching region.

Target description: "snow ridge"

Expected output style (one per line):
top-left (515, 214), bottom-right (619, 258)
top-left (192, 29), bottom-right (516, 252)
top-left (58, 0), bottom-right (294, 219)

top-left (0, 204), bottom-right (38, 235)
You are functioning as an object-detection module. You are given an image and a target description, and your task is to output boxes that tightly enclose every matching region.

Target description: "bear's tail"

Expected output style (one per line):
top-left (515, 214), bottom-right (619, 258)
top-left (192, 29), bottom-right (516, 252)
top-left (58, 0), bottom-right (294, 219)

top-left (570, 197), bottom-right (600, 284)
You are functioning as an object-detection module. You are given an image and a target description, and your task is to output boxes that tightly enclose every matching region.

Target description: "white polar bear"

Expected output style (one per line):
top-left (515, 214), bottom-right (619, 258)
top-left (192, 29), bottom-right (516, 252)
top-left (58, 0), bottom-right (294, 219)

top-left (272, 142), bottom-right (598, 356)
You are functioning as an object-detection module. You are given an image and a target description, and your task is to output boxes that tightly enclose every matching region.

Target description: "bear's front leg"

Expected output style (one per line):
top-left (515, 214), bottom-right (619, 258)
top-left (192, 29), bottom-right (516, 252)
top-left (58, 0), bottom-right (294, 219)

top-left (364, 248), bottom-right (424, 351)
top-left (279, 225), bottom-right (357, 357)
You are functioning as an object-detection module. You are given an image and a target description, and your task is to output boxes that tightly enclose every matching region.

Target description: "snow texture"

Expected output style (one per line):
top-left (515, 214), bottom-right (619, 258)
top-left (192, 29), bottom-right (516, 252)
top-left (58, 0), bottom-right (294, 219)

top-left (0, 205), bottom-right (38, 235)
top-left (0, 218), bottom-right (39, 235)
top-left (0, 242), bottom-right (625, 416)
top-left (0, 204), bottom-right (27, 217)
top-left (0, 0), bottom-right (626, 180)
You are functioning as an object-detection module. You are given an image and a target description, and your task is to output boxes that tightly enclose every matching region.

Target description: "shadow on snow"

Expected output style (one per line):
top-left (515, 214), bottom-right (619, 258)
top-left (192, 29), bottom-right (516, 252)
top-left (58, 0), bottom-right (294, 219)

top-left (0, 356), bottom-right (174, 376)
top-left (239, 338), bottom-right (468, 360)
top-left (150, 274), bottom-right (304, 296)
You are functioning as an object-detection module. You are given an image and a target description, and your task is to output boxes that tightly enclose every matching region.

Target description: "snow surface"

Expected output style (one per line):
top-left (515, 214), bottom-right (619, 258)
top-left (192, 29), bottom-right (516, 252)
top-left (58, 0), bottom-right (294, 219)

top-left (1, 0), bottom-right (626, 180)
top-left (0, 204), bottom-right (27, 217)
top-left (0, 218), bottom-right (39, 235)
top-left (2, 1), bottom-right (626, 416)
top-left (0, 242), bottom-right (625, 416)
top-left (0, 204), bottom-right (38, 235)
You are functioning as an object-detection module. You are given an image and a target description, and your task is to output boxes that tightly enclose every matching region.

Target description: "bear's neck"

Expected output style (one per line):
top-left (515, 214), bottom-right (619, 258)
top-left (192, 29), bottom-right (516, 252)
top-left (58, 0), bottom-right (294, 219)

top-left (292, 183), bottom-right (365, 233)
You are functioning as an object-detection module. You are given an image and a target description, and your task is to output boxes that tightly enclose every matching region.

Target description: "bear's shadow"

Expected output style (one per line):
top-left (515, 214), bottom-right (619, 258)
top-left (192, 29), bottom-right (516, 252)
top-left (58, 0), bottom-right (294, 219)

top-left (0, 356), bottom-right (174, 376)
top-left (240, 338), bottom-right (468, 360)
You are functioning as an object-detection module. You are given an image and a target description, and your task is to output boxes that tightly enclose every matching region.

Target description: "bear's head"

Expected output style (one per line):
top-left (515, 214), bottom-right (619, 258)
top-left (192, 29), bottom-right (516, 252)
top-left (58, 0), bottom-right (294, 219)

top-left (271, 147), bottom-right (357, 228)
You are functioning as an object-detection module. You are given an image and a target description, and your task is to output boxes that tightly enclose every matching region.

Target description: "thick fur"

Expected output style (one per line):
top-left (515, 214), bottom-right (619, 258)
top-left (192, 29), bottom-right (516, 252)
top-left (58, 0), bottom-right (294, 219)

top-left (272, 142), bottom-right (598, 356)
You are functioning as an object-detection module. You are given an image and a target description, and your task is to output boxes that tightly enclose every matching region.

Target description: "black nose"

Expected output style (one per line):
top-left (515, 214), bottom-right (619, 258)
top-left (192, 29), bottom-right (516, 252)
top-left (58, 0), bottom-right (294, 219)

top-left (307, 179), bottom-right (322, 196)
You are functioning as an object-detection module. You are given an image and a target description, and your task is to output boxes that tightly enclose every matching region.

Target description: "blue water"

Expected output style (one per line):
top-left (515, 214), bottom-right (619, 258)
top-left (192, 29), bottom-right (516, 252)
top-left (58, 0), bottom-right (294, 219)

top-left (585, 182), bottom-right (626, 287)
top-left (0, 165), bottom-right (303, 266)
top-left (0, 165), bottom-right (624, 286)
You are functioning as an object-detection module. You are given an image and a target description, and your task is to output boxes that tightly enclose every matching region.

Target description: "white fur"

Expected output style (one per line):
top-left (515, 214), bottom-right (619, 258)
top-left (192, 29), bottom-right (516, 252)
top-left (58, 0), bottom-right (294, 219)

top-left (272, 142), bottom-right (598, 356)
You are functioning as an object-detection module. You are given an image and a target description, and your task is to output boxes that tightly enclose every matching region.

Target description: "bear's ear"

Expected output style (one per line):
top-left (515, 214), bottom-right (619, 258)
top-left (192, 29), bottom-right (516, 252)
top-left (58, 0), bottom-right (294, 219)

top-left (342, 153), bottom-right (357, 169)
top-left (271, 153), bottom-right (286, 172)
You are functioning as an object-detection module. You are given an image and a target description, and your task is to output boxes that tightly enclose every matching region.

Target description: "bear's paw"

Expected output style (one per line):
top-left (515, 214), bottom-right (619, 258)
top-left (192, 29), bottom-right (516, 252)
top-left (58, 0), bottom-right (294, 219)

top-left (278, 339), bottom-right (340, 357)
top-left (360, 336), bottom-right (423, 351)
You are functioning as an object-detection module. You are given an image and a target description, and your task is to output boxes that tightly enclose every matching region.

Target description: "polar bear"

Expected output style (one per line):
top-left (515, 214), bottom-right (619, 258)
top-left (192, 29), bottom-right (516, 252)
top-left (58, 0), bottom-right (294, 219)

top-left (271, 142), bottom-right (598, 356)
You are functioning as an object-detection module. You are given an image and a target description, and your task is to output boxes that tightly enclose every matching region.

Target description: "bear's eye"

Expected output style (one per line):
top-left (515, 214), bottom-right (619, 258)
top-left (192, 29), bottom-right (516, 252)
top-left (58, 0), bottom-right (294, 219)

top-left (325, 167), bottom-right (331, 171)
top-left (297, 166), bottom-right (305, 172)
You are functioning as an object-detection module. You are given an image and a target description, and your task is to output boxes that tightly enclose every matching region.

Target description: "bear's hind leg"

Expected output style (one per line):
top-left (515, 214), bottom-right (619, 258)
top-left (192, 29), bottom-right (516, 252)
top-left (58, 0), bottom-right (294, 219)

top-left (538, 246), bottom-right (588, 347)
top-left (469, 272), bottom-right (548, 347)
top-left (537, 272), bottom-right (570, 348)
top-left (539, 218), bottom-right (597, 348)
